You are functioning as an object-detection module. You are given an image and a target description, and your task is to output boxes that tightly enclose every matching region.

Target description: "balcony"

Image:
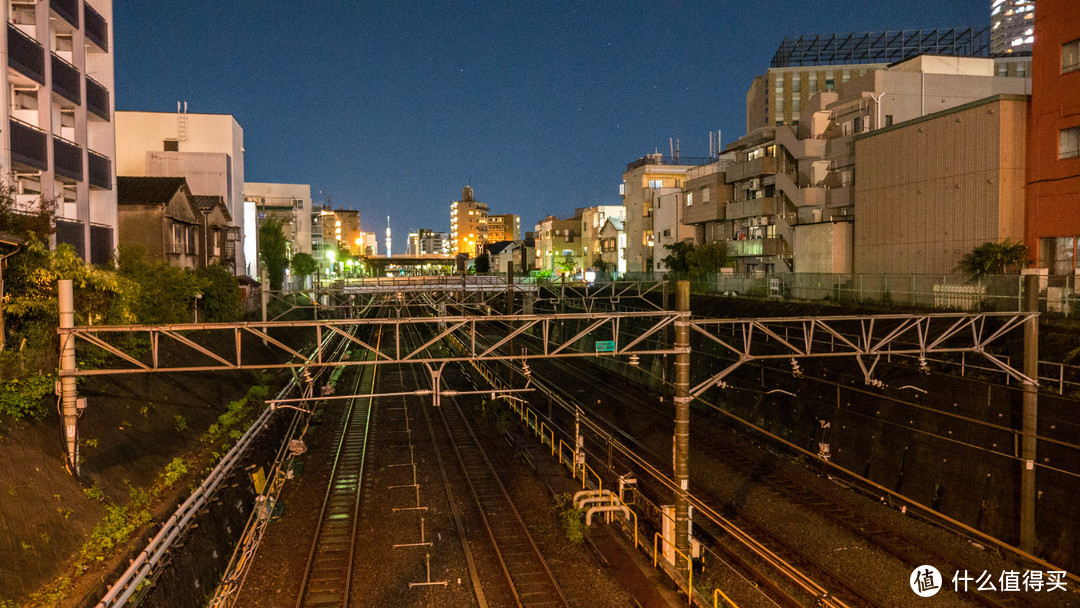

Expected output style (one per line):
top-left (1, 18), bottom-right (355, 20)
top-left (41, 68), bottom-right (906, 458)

top-left (725, 156), bottom-right (777, 182)
top-left (7, 24), bottom-right (45, 85)
top-left (86, 76), bottom-right (110, 121)
top-left (51, 53), bottom-right (81, 106)
top-left (88, 149), bottom-right (111, 189)
top-left (53, 136), bottom-right (83, 182)
top-left (50, 0), bottom-right (79, 29)
top-left (726, 236), bottom-right (788, 258)
top-left (10, 119), bottom-right (49, 171)
top-left (726, 197), bottom-right (778, 220)
top-left (684, 200), bottom-right (725, 224)
top-left (84, 3), bottom-right (109, 52)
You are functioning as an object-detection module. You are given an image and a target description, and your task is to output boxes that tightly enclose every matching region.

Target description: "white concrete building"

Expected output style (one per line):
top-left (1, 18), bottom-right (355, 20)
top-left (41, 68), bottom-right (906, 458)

top-left (244, 182), bottom-right (312, 260)
top-left (2, 0), bottom-right (116, 263)
top-left (116, 110), bottom-right (246, 274)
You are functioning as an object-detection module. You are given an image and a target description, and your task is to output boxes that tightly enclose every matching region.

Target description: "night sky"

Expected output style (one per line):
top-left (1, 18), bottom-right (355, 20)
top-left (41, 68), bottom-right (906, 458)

top-left (114, 1), bottom-right (989, 253)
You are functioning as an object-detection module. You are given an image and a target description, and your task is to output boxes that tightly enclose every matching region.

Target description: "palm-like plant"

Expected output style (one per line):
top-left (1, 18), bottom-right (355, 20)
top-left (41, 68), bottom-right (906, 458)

top-left (958, 240), bottom-right (1027, 280)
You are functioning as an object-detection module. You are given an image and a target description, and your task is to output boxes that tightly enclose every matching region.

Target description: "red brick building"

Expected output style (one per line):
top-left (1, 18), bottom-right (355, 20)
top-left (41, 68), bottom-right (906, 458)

top-left (1026, 0), bottom-right (1080, 273)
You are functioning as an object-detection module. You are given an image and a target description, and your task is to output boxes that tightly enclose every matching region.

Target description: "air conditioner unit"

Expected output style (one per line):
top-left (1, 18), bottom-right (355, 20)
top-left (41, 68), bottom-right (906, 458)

top-left (749, 178), bottom-right (761, 189)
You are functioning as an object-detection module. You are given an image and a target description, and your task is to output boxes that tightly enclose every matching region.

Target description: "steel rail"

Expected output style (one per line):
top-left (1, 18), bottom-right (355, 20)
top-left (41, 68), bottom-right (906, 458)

top-left (294, 326), bottom-right (381, 608)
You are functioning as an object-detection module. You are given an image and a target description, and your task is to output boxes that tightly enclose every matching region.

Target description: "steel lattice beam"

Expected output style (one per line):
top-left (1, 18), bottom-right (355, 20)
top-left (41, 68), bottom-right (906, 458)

top-left (687, 312), bottom-right (1037, 397)
top-left (58, 311), bottom-right (680, 376)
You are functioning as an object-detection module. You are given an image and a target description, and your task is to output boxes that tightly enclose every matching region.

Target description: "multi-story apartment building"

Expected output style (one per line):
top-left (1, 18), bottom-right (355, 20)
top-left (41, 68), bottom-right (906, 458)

top-left (3, 0), bottom-right (116, 264)
top-left (356, 231), bottom-right (378, 257)
top-left (1027, 0), bottom-right (1079, 275)
top-left (597, 217), bottom-right (626, 275)
top-left (407, 228), bottom-right (450, 255)
top-left (116, 110), bottom-right (245, 274)
top-left (336, 209), bottom-right (362, 255)
top-left (450, 185), bottom-right (487, 256)
top-left (750, 28), bottom-right (1027, 132)
top-left (244, 182), bottom-right (311, 258)
top-left (535, 213), bottom-right (582, 275)
top-left (992, 0), bottom-right (1036, 56)
top-left (713, 55), bottom-right (1031, 274)
top-left (579, 205), bottom-right (624, 266)
top-left (621, 154), bottom-right (699, 274)
top-left (487, 213), bottom-right (520, 242)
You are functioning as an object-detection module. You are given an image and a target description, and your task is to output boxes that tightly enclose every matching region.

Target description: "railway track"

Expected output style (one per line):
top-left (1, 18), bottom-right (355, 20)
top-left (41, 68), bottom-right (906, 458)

top-left (294, 327), bottom-right (381, 608)
top-left (528, 350), bottom-right (1068, 608)
top-left (398, 316), bottom-right (571, 608)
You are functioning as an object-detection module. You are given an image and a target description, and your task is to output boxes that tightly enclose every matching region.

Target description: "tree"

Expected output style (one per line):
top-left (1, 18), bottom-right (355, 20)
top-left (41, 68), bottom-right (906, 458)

top-left (258, 218), bottom-right (288, 290)
top-left (290, 252), bottom-right (318, 285)
top-left (0, 183), bottom-right (55, 242)
top-left (661, 241), bottom-right (694, 273)
top-left (592, 257), bottom-right (611, 275)
top-left (686, 241), bottom-right (729, 275)
top-left (474, 253), bottom-right (490, 274)
top-left (958, 240), bottom-right (1027, 280)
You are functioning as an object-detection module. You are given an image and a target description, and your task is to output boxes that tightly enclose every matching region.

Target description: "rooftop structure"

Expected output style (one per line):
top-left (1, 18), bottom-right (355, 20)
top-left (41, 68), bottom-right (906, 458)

top-left (770, 28), bottom-right (993, 68)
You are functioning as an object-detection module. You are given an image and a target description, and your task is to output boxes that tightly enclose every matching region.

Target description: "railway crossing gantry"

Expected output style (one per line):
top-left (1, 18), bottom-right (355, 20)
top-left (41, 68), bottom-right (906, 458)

top-left (57, 279), bottom-right (1041, 596)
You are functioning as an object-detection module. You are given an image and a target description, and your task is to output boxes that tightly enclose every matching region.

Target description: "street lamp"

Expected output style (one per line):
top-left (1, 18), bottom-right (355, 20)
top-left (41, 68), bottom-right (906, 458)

top-left (326, 249), bottom-right (337, 278)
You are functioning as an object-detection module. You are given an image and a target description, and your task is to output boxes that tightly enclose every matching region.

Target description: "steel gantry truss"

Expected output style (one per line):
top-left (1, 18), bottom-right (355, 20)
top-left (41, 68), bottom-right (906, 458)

top-left (687, 311), bottom-right (1038, 398)
top-left (57, 310), bottom-right (681, 377)
top-left (260, 278), bottom-right (668, 320)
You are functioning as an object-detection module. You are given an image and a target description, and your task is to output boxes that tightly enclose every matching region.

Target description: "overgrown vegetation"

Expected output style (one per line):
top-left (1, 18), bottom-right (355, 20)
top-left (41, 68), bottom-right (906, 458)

top-left (554, 492), bottom-right (586, 544)
top-left (0, 178), bottom-right (243, 420)
top-left (259, 218), bottom-right (288, 290)
top-left (661, 241), bottom-right (729, 275)
top-left (957, 240), bottom-right (1027, 280)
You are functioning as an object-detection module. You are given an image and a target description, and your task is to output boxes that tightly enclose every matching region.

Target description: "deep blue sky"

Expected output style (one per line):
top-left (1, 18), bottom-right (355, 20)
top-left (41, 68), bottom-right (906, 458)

top-left (114, 1), bottom-right (988, 253)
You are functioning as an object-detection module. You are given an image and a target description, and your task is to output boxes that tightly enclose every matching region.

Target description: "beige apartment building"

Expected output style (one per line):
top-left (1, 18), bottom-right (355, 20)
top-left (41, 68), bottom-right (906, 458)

top-left (535, 214), bottom-right (582, 274)
top-left (709, 55), bottom-right (1031, 274)
top-left (450, 185), bottom-right (488, 257)
top-left (3, 0), bottom-right (117, 263)
top-left (579, 205), bottom-right (624, 266)
top-left (487, 213), bottom-right (520, 242)
top-left (853, 95), bottom-right (1028, 275)
top-left (621, 154), bottom-right (696, 274)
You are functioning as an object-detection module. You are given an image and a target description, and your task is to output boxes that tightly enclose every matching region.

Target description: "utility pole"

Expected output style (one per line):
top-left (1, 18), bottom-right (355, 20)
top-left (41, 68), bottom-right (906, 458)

top-left (1020, 270), bottom-right (1039, 553)
top-left (59, 280), bottom-right (79, 475)
top-left (673, 280), bottom-right (691, 582)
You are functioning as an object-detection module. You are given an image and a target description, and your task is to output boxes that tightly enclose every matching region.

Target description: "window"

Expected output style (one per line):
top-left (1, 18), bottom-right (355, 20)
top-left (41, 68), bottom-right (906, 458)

top-left (647, 179), bottom-right (664, 189)
top-left (853, 116), bottom-right (862, 133)
top-left (294, 198), bottom-right (304, 210)
top-left (686, 192), bottom-right (693, 206)
top-left (1064, 39), bottom-right (1080, 74)
top-left (702, 188), bottom-right (710, 204)
top-left (662, 229), bottom-right (671, 237)
top-left (164, 139), bottom-right (179, 152)
top-left (1061, 126), bottom-right (1080, 159)
top-left (172, 224), bottom-right (184, 254)
top-left (884, 114), bottom-right (893, 127)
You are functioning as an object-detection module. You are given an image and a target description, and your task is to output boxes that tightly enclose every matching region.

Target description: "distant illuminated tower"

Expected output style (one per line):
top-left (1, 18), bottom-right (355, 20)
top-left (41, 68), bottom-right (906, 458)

top-left (385, 216), bottom-right (392, 256)
top-left (991, 0), bottom-right (1035, 55)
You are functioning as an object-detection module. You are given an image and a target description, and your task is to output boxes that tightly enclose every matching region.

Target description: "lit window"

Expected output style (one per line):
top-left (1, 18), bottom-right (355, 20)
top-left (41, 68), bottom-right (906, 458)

top-left (647, 179), bottom-right (664, 189)
top-left (1060, 126), bottom-right (1080, 160)
top-left (686, 192), bottom-right (693, 206)
top-left (1063, 39), bottom-right (1080, 74)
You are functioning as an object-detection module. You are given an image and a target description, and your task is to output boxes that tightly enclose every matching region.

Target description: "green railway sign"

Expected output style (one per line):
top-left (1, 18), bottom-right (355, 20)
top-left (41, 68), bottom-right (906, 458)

top-left (595, 340), bottom-right (616, 353)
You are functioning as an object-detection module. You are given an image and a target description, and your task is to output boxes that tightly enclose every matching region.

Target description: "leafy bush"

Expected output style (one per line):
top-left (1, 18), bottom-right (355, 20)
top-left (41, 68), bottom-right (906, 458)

top-left (554, 492), bottom-right (586, 544)
top-left (0, 372), bottom-right (55, 419)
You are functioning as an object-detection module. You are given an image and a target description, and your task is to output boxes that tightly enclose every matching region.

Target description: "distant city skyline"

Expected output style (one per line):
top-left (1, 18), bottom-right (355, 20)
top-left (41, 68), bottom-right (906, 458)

top-left (114, 2), bottom-right (992, 253)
